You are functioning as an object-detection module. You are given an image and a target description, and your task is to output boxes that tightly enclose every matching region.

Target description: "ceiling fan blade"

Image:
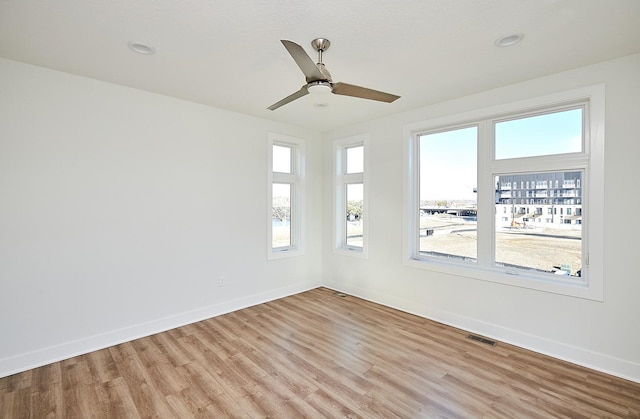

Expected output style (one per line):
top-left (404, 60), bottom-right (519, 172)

top-left (332, 82), bottom-right (400, 103)
top-left (281, 40), bottom-right (325, 82)
top-left (267, 85), bottom-right (309, 110)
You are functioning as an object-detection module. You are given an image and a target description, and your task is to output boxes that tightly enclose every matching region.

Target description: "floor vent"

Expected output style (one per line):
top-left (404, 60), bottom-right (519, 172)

top-left (467, 334), bottom-right (497, 346)
top-left (334, 292), bottom-right (348, 298)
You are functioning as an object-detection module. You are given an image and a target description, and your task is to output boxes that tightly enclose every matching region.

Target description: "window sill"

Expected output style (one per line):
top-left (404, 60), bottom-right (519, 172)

top-left (403, 257), bottom-right (602, 301)
top-left (268, 248), bottom-right (304, 260)
top-left (333, 247), bottom-right (368, 260)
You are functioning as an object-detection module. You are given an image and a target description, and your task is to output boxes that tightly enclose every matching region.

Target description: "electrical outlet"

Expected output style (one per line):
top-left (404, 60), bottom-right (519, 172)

top-left (218, 276), bottom-right (225, 287)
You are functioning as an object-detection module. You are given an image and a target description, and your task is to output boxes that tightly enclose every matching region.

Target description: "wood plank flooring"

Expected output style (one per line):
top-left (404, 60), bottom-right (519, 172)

top-left (1, 287), bottom-right (639, 418)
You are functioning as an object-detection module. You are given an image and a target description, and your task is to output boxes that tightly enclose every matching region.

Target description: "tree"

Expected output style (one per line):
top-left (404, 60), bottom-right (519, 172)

top-left (272, 196), bottom-right (290, 222)
top-left (347, 199), bottom-right (363, 222)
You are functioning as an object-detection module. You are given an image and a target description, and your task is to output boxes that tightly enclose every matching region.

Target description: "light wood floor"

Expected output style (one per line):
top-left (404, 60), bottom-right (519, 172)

top-left (2, 287), bottom-right (639, 418)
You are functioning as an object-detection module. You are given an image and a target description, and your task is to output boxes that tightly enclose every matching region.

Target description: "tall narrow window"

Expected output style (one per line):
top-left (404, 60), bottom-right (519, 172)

top-left (334, 135), bottom-right (368, 257)
top-left (268, 134), bottom-right (305, 259)
top-left (403, 85), bottom-right (604, 301)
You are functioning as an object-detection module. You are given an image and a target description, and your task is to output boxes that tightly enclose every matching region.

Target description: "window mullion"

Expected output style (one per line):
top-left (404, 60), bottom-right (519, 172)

top-left (477, 120), bottom-right (494, 269)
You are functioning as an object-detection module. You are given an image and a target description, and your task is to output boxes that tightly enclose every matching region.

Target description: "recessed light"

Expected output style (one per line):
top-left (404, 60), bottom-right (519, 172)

top-left (494, 33), bottom-right (524, 47)
top-left (313, 103), bottom-right (329, 108)
top-left (127, 41), bottom-right (155, 55)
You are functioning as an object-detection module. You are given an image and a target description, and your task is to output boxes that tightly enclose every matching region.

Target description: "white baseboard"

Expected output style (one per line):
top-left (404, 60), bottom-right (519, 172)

top-left (324, 284), bottom-right (640, 384)
top-left (5, 280), bottom-right (638, 384)
top-left (0, 281), bottom-right (320, 379)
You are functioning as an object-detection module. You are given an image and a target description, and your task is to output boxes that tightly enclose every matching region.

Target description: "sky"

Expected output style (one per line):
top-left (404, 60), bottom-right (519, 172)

top-left (495, 108), bottom-right (582, 159)
top-left (272, 144), bottom-right (292, 173)
top-left (420, 107), bottom-right (583, 201)
top-left (420, 126), bottom-right (478, 201)
top-left (272, 108), bottom-right (583, 203)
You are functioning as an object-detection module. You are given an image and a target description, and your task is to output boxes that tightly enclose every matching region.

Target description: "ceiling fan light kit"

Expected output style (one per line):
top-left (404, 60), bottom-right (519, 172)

top-left (307, 81), bottom-right (332, 94)
top-left (268, 38), bottom-right (400, 110)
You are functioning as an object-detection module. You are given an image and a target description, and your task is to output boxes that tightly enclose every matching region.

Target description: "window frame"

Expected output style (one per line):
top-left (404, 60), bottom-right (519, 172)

top-left (333, 134), bottom-right (369, 258)
top-left (402, 85), bottom-right (604, 301)
top-left (267, 133), bottom-right (305, 260)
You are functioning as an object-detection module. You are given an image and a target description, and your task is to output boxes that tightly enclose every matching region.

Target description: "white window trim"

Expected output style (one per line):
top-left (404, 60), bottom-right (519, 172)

top-left (402, 85), bottom-right (604, 301)
top-left (333, 134), bottom-right (369, 259)
top-left (267, 133), bottom-right (305, 260)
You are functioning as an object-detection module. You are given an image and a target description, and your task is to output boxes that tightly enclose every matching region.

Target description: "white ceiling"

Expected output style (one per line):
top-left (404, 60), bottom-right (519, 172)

top-left (1, 0), bottom-right (639, 132)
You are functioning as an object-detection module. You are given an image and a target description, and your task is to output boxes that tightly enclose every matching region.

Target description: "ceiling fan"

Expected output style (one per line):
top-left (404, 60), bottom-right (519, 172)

top-left (268, 38), bottom-right (400, 110)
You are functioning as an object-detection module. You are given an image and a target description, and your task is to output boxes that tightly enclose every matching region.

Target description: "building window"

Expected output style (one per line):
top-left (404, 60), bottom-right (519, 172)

top-left (334, 135), bottom-right (369, 257)
top-left (403, 85), bottom-right (604, 300)
top-left (267, 133), bottom-right (305, 259)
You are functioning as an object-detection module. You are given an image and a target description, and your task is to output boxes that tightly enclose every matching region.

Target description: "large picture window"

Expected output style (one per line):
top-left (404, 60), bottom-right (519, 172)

top-left (403, 86), bottom-right (604, 300)
top-left (268, 134), bottom-right (305, 259)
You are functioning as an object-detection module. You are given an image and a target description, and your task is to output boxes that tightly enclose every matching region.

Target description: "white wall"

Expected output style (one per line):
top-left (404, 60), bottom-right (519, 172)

top-left (2, 53), bottom-right (639, 384)
top-left (0, 58), bottom-right (323, 377)
top-left (323, 53), bottom-right (640, 382)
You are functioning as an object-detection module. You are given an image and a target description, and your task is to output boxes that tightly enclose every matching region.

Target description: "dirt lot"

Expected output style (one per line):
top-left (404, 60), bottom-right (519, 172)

top-left (292, 214), bottom-right (581, 276)
top-left (420, 214), bottom-right (581, 275)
